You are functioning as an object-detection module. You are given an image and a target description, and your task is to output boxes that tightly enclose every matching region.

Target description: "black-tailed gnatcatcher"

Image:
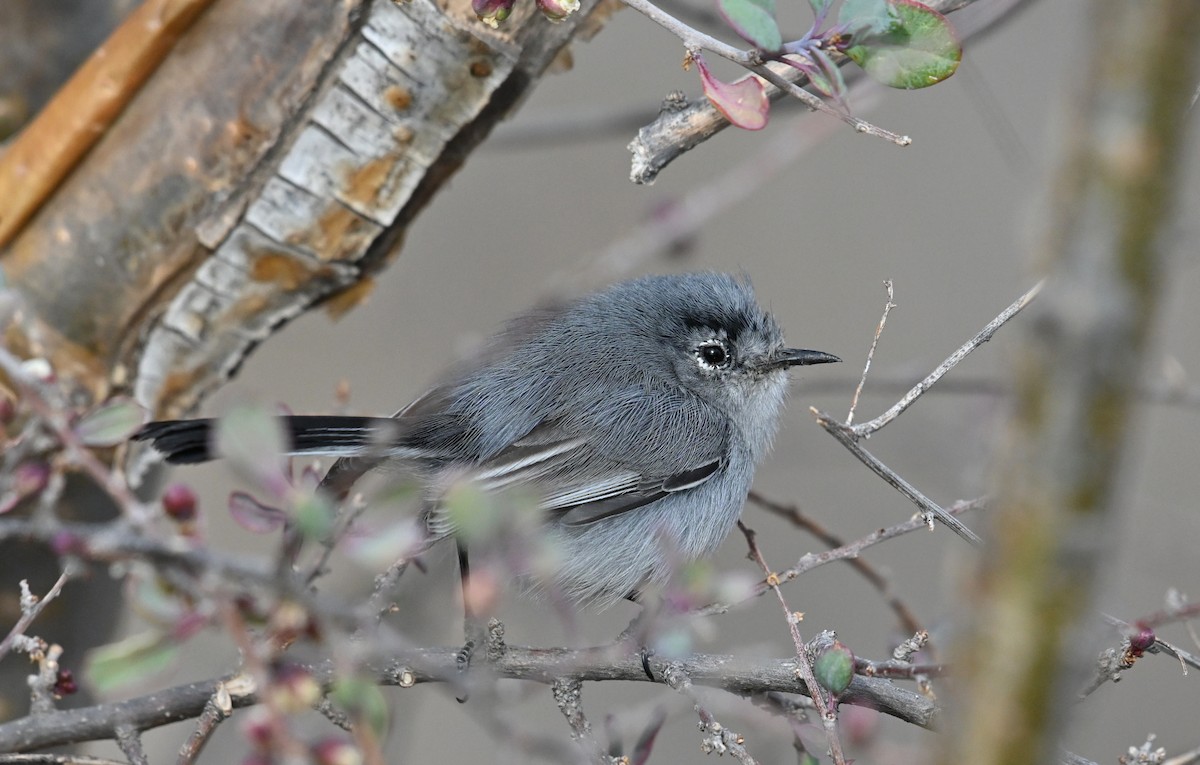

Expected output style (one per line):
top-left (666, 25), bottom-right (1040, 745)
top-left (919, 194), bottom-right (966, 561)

top-left (135, 272), bottom-right (839, 609)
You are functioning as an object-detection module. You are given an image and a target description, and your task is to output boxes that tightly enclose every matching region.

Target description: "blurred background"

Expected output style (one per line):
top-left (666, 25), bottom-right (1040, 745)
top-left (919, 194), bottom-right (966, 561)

top-left (6, 0), bottom-right (1200, 760)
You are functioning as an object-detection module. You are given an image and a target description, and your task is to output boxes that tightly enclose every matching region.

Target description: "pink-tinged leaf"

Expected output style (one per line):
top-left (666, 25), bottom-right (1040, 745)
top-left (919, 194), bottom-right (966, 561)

top-left (809, 47), bottom-right (848, 105)
top-left (717, 0), bottom-right (781, 51)
top-left (695, 55), bottom-right (769, 131)
top-left (229, 491), bottom-right (287, 533)
top-left (631, 705), bottom-right (668, 765)
top-left (75, 396), bottom-right (147, 447)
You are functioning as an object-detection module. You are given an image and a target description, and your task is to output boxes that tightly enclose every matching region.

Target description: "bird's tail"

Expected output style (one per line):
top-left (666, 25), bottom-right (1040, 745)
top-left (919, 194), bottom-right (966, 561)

top-left (134, 416), bottom-right (404, 465)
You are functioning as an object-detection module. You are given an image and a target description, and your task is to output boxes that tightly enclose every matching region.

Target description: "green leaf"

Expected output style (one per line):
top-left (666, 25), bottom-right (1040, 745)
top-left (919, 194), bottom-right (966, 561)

top-left (838, 0), bottom-right (898, 37)
top-left (75, 397), bottom-right (147, 447)
top-left (442, 482), bottom-right (498, 542)
top-left (331, 675), bottom-right (390, 739)
top-left (717, 0), bottom-right (782, 52)
top-left (86, 631), bottom-right (180, 693)
top-left (695, 55), bottom-right (770, 131)
top-left (845, 0), bottom-right (960, 89)
top-left (293, 492), bottom-right (334, 539)
top-left (215, 404), bottom-right (289, 494)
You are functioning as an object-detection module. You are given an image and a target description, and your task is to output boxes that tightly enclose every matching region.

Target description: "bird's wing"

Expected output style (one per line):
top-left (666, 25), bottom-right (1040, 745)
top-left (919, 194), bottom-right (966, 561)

top-left (433, 396), bottom-right (728, 530)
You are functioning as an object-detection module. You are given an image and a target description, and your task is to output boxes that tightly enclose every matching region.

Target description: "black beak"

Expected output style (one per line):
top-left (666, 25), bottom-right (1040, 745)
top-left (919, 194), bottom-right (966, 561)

top-left (766, 348), bottom-right (841, 370)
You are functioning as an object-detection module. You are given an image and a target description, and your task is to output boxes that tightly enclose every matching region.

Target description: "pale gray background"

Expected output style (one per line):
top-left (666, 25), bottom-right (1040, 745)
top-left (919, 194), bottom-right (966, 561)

top-left (90, 0), bottom-right (1200, 761)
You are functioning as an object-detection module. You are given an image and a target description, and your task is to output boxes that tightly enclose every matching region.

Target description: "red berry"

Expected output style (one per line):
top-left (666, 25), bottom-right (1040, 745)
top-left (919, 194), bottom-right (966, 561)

top-left (1128, 627), bottom-right (1155, 656)
top-left (162, 483), bottom-right (198, 522)
top-left (53, 668), bottom-right (78, 696)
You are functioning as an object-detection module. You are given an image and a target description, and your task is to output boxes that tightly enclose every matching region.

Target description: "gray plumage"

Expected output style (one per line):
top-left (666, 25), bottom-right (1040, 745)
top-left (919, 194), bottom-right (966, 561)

top-left (135, 272), bottom-right (839, 608)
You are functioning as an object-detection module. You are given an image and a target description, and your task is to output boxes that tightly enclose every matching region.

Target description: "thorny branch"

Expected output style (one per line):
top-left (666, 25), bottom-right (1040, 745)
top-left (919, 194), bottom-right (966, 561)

top-left (812, 282), bottom-right (1043, 545)
top-left (0, 568), bottom-right (75, 662)
top-left (658, 663), bottom-right (759, 765)
top-left (738, 521), bottom-right (847, 765)
top-left (0, 648), bottom-right (939, 752)
top-left (747, 489), bottom-right (930, 640)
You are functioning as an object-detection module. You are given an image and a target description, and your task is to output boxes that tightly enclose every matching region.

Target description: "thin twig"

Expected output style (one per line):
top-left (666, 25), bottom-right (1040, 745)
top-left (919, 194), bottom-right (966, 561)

top-left (114, 724), bottom-right (148, 765)
top-left (1164, 744), bottom-right (1200, 765)
top-left (619, 0), bottom-right (756, 65)
top-left (847, 281), bottom-right (896, 425)
top-left (738, 521), bottom-right (847, 765)
top-left (850, 281), bottom-right (1043, 438)
top-left (747, 490), bottom-right (927, 640)
top-left (0, 569), bottom-right (74, 662)
top-left (812, 415), bottom-right (984, 545)
top-left (175, 685), bottom-right (232, 765)
top-left (701, 498), bottom-right (987, 615)
top-left (551, 678), bottom-right (610, 765)
top-left (749, 64), bottom-right (911, 146)
top-left (659, 663), bottom-right (759, 764)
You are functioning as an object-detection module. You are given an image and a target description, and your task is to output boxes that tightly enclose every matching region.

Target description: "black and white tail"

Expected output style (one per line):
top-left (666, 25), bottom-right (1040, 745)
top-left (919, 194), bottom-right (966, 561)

top-left (134, 416), bottom-right (404, 464)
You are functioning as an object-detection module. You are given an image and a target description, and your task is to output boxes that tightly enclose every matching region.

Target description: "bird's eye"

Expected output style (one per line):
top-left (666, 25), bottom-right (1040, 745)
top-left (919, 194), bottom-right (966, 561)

top-left (696, 341), bottom-right (730, 369)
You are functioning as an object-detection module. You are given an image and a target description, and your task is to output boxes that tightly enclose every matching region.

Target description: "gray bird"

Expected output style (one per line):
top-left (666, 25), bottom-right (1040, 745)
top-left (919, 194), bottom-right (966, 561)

top-left (135, 272), bottom-right (839, 609)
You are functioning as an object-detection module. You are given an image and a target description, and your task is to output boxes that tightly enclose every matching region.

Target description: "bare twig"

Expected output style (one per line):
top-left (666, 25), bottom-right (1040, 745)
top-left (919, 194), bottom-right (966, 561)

top-left (851, 280), bottom-right (1043, 438)
top-left (738, 521), bottom-right (847, 765)
top-left (702, 497), bottom-right (987, 616)
top-left (809, 284), bottom-right (1041, 546)
top-left (0, 569), bottom-right (74, 662)
top-left (551, 678), bottom-right (610, 765)
top-left (659, 663), bottom-right (759, 764)
top-left (847, 281), bottom-right (896, 425)
top-left (114, 724), bottom-right (148, 765)
top-left (811, 416), bottom-right (984, 545)
top-left (0, 648), bottom-right (938, 752)
top-left (1164, 745), bottom-right (1200, 765)
top-left (619, 0), bottom-right (755, 66)
top-left (748, 490), bottom-right (927, 639)
top-left (855, 657), bottom-right (947, 680)
top-left (175, 684), bottom-right (233, 765)
top-left (748, 64), bottom-right (910, 146)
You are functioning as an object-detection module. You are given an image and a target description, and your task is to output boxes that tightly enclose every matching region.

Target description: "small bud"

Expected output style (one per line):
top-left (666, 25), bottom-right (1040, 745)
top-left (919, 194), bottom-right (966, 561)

top-left (814, 641), bottom-right (855, 695)
top-left (53, 668), bottom-right (78, 696)
top-left (0, 395), bottom-right (16, 425)
top-left (13, 461), bottom-right (50, 497)
top-left (50, 530), bottom-right (87, 556)
top-left (241, 707), bottom-right (276, 749)
top-left (162, 483), bottom-right (198, 522)
top-left (535, 0), bottom-right (579, 21)
top-left (269, 663), bottom-right (321, 713)
top-left (269, 601), bottom-right (315, 648)
top-left (312, 737), bottom-right (364, 765)
top-left (170, 611), bottom-right (208, 641)
top-left (472, 0), bottom-right (515, 27)
top-left (1128, 627), bottom-right (1155, 657)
